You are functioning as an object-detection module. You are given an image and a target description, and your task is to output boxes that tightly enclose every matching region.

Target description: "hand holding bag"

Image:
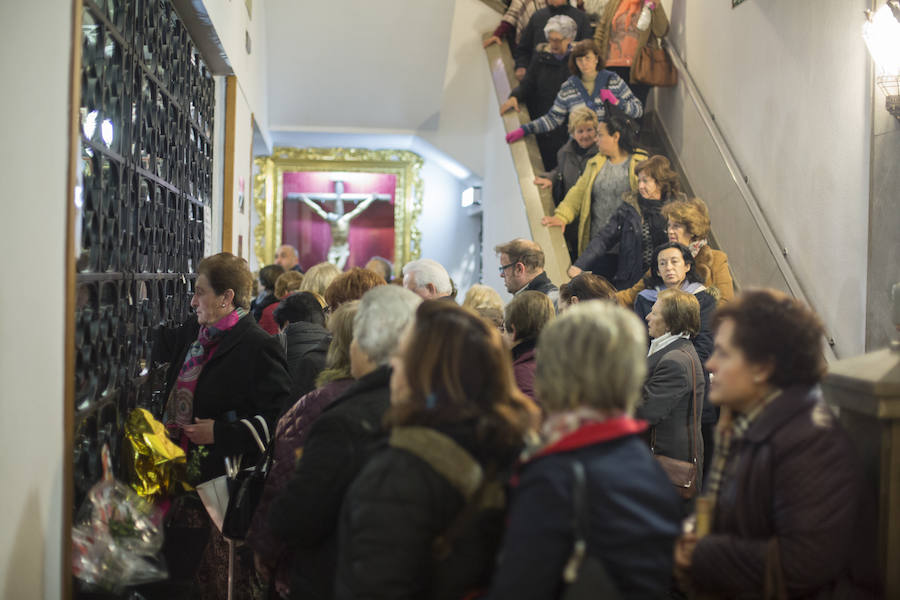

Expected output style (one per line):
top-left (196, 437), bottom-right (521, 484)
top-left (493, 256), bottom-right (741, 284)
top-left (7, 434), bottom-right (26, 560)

top-left (632, 35), bottom-right (678, 87)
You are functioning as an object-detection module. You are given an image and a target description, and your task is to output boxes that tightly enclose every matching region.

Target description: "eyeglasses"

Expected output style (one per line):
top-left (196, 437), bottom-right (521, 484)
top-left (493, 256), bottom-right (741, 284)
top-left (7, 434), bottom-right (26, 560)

top-left (498, 262), bottom-right (519, 275)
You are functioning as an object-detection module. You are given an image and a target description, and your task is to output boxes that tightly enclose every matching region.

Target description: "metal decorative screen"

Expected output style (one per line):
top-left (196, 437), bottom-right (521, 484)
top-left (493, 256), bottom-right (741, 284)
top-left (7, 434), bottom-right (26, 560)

top-left (73, 0), bottom-right (214, 510)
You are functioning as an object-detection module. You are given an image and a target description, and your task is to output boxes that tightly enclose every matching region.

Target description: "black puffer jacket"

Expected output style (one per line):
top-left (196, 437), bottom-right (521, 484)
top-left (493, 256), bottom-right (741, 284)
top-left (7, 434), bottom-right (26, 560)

top-left (268, 366), bottom-right (392, 600)
top-left (335, 423), bottom-right (517, 600)
top-left (280, 321), bottom-right (331, 406)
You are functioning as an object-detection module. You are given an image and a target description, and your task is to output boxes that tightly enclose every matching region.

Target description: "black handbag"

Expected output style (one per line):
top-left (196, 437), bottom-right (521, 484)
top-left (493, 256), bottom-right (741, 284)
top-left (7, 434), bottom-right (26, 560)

top-left (222, 416), bottom-right (272, 541)
top-left (561, 460), bottom-right (623, 600)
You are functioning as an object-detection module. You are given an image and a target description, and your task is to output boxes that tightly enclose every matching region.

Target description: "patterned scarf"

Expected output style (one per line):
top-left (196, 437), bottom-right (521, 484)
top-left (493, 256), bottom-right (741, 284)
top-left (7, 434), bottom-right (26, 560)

top-left (688, 238), bottom-right (708, 258)
top-left (520, 407), bottom-right (612, 462)
top-left (165, 307), bottom-right (247, 442)
top-left (702, 389), bottom-right (782, 509)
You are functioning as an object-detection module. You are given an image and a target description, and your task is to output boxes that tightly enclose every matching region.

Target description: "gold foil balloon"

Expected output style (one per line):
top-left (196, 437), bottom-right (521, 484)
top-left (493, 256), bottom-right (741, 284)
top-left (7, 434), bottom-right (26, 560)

top-left (125, 408), bottom-right (186, 500)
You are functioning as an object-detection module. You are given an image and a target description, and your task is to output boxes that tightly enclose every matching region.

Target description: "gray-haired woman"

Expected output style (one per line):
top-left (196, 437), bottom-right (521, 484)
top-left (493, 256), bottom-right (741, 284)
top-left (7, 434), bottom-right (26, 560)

top-left (487, 301), bottom-right (681, 598)
top-left (500, 14), bottom-right (579, 171)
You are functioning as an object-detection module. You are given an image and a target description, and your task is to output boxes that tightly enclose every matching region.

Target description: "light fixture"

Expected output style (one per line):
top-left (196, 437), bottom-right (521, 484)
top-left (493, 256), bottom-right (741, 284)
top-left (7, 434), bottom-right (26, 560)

top-left (461, 186), bottom-right (481, 208)
top-left (863, 2), bottom-right (900, 120)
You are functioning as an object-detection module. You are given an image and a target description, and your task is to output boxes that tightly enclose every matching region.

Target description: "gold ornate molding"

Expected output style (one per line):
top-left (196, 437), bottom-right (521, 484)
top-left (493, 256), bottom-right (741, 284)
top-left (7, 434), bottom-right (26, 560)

top-left (253, 147), bottom-right (424, 271)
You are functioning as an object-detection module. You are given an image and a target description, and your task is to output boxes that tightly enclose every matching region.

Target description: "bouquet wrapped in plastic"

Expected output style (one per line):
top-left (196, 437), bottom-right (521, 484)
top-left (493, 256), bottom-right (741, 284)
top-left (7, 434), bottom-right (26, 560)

top-left (72, 445), bottom-right (168, 592)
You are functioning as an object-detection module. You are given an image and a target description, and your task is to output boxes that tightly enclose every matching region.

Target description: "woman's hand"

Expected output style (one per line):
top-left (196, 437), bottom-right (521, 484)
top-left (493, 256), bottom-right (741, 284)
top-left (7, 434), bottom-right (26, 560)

top-left (674, 533), bottom-right (698, 570)
top-left (505, 128), bottom-right (525, 144)
top-left (534, 176), bottom-right (552, 189)
top-left (183, 418), bottom-right (215, 445)
top-left (483, 35), bottom-right (501, 48)
top-left (500, 97), bottom-right (519, 115)
top-left (541, 215), bottom-right (565, 229)
top-left (567, 265), bottom-right (583, 279)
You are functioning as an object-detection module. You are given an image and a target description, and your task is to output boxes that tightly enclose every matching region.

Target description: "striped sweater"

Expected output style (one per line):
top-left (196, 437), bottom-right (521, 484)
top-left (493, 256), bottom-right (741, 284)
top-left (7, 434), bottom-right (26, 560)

top-left (522, 71), bottom-right (643, 135)
top-left (496, 0), bottom-right (547, 45)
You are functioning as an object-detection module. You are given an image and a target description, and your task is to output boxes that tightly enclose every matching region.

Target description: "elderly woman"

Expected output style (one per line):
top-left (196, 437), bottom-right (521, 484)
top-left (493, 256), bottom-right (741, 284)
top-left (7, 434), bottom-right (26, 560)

top-left (639, 288), bottom-right (705, 512)
top-left (634, 242), bottom-right (716, 363)
top-left (462, 283), bottom-right (506, 330)
top-left (504, 290), bottom-right (556, 400)
top-left (617, 197), bottom-right (734, 308)
top-left (247, 301), bottom-right (359, 597)
top-left (269, 286), bottom-right (421, 600)
top-left (500, 14), bottom-right (579, 171)
top-left (675, 289), bottom-right (880, 598)
top-left (558, 272), bottom-right (617, 312)
top-left (334, 302), bottom-right (537, 599)
top-left (154, 252), bottom-right (291, 599)
top-left (541, 111), bottom-right (648, 284)
top-left (566, 155), bottom-right (686, 288)
top-left (488, 301), bottom-right (681, 598)
top-left (506, 40), bottom-right (643, 145)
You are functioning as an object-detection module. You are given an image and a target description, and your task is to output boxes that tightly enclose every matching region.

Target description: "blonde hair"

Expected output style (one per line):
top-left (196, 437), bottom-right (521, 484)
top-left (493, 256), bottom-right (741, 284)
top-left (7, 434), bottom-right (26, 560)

top-left (315, 300), bottom-right (359, 387)
top-left (299, 262), bottom-right (342, 297)
top-left (536, 301), bottom-right (647, 414)
top-left (462, 284), bottom-right (504, 313)
top-left (274, 271), bottom-right (304, 298)
top-left (568, 105), bottom-right (599, 135)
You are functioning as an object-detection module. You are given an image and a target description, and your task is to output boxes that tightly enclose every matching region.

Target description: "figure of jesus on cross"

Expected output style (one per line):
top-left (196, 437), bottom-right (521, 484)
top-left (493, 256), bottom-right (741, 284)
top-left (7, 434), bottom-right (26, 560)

top-left (286, 180), bottom-right (391, 270)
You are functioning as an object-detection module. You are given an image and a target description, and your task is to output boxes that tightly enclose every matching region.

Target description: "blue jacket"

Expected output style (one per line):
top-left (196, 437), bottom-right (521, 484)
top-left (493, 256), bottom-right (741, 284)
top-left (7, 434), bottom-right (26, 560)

top-left (487, 417), bottom-right (681, 599)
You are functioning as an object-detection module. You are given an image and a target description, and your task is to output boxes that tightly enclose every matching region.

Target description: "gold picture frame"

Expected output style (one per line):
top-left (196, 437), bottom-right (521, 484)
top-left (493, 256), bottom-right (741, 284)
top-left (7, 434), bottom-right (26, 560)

top-left (253, 147), bottom-right (424, 271)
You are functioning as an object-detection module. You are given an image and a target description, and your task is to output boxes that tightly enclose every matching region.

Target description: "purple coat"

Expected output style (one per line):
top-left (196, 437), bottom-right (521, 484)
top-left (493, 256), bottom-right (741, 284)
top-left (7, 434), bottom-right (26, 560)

top-left (245, 378), bottom-right (354, 575)
top-left (511, 338), bottom-right (537, 400)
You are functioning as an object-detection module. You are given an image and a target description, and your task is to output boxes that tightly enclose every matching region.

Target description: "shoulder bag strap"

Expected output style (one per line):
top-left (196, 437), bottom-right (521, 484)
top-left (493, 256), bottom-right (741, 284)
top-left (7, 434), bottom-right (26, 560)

top-left (563, 460), bottom-right (588, 583)
top-left (681, 347), bottom-right (699, 471)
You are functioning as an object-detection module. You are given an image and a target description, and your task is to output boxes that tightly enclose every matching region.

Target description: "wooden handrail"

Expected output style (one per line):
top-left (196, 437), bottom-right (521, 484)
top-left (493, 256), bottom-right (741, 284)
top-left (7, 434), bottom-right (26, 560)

top-left (483, 34), bottom-right (572, 286)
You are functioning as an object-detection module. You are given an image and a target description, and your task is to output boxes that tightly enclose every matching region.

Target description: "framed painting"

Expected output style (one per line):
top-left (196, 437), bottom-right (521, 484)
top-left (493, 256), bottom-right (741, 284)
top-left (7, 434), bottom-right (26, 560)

top-left (253, 147), bottom-right (424, 271)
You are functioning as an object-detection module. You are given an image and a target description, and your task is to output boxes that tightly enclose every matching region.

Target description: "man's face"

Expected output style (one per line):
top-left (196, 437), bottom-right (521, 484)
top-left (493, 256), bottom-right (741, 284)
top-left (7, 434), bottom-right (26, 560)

top-left (499, 253), bottom-right (526, 294)
top-left (548, 0), bottom-right (568, 7)
top-left (275, 245), bottom-right (297, 269)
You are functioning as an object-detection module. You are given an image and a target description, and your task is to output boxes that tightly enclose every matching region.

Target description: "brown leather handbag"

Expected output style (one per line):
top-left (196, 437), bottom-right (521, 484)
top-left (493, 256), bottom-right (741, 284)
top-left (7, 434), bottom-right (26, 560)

top-left (632, 35), bottom-right (678, 87)
top-left (651, 348), bottom-right (699, 499)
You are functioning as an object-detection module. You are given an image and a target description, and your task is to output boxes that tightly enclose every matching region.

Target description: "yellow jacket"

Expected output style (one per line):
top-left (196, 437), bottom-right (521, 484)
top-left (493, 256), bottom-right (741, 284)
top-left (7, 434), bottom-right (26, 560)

top-left (553, 149), bottom-right (648, 255)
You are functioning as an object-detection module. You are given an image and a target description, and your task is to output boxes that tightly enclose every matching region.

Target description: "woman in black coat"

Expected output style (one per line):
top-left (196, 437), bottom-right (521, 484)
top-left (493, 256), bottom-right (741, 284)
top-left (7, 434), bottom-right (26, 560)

top-left (154, 252), bottom-right (291, 599)
top-left (639, 288), bottom-right (705, 511)
top-left (334, 302), bottom-right (538, 600)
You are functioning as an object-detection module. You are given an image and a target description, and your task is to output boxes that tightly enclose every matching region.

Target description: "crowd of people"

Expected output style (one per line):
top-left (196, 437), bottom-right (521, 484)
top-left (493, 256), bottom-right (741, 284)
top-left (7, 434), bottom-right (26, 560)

top-left (148, 1), bottom-right (882, 598)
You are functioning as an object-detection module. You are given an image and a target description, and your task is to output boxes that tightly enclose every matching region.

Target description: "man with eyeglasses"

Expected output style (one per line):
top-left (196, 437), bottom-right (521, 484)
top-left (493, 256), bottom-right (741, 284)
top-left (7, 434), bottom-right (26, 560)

top-left (494, 238), bottom-right (559, 310)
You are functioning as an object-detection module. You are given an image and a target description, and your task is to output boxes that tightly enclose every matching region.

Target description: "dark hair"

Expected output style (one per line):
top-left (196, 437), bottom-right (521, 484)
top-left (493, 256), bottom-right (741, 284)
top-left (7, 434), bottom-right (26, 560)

top-left (259, 264), bottom-right (285, 292)
top-left (600, 112), bottom-right (638, 155)
top-left (504, 291), bottom-right (555, 341)
top-left (568, 39), bottom-right (603, 77)
top-left (386, 303), bottom-right (535, 447)
top-left (559, 273), bottom-right (617, 305)
top-left (323, 267), bottom-right (387, 310)
top-left (493, 238), bottom-right (545, 272)
top-left (643, 242), bottom-right (704, 289)
top-left (273, 292), bottom-right (326, 328)
top-left (712, 289), bottom-right (826, 387)
top-left (198, 252), bottom-right (254, 309)
top-left (656, 288), bottom-right (700, 336)
top-left (635, 155), bottom-right (681, 199)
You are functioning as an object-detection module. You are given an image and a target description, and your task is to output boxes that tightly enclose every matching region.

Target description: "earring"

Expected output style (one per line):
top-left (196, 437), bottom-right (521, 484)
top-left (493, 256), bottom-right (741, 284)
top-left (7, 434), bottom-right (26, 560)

top-left (220, 303), bottom-right (226, 308)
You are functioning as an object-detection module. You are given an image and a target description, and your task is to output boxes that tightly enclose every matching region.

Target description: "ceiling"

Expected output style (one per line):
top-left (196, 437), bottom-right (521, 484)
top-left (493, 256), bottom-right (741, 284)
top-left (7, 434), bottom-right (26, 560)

top-left (265, 0), bottom-right (456, 133)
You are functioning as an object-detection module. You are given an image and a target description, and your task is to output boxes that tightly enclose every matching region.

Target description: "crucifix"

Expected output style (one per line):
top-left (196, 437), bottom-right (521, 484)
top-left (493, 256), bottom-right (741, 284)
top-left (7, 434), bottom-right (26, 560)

top-left (286, 180), bottom-right (391, 270)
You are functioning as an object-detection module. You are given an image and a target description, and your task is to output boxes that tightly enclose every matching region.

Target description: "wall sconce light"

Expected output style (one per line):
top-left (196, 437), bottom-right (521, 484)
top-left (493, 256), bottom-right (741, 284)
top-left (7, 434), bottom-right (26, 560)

top-left (863, 1), bottom-right (900, 121)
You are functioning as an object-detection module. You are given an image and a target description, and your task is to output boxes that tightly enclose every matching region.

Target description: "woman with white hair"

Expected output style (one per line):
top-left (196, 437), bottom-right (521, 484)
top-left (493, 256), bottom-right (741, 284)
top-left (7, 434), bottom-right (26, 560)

top-left (268, 285), bottom-right (422, 599)
top-left (487, 301), bottom-right (681, 598)
top-left (500, 14), bottom-right (579, 171)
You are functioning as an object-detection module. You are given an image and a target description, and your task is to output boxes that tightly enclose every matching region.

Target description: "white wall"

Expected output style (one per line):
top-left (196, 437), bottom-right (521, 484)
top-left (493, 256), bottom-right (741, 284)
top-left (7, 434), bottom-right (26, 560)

top-left (418, 0), bottom-right (532, 300)
top-left (0, 1), bottom-right (70, 597)
top-left (656, 0), bottom-right (871, 356)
